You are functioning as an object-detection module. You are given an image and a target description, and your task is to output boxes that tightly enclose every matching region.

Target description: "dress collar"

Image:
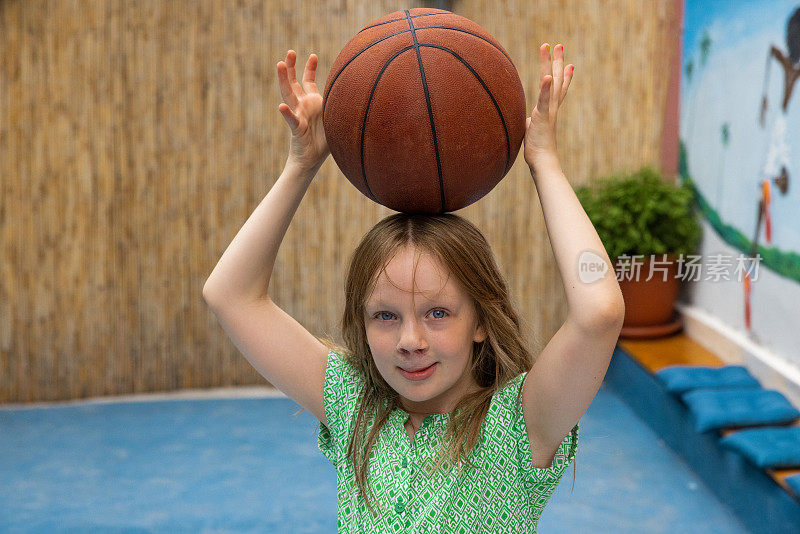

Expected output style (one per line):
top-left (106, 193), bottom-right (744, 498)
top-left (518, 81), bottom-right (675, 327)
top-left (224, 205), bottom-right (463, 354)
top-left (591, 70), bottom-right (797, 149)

top-left (390, 404), bottom-right (452, 430)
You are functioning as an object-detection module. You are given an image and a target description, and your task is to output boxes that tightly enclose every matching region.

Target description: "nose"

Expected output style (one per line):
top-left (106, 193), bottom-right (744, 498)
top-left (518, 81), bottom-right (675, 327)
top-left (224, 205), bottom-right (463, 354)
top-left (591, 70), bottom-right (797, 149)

top-left (396, 317), bottom-right (428, 354)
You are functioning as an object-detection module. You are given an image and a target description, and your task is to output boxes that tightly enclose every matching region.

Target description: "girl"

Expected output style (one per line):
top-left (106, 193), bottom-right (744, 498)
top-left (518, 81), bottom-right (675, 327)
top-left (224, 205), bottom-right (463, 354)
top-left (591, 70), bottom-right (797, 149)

top-left (203, 43), bottom-right (624, 533)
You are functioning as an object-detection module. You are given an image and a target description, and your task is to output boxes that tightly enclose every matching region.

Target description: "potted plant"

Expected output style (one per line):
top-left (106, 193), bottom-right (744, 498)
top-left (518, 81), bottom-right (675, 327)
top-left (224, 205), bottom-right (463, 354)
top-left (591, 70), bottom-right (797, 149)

top-left (575, 166), bottom-right (702, 338)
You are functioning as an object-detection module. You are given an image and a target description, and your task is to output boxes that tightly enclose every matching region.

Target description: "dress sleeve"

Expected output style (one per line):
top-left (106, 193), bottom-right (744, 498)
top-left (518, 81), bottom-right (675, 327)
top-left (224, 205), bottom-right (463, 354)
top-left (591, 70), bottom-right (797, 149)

top-left (317, 348), bottom-right (366, 467)
top-left (490, 372), bottom-right (579, 486)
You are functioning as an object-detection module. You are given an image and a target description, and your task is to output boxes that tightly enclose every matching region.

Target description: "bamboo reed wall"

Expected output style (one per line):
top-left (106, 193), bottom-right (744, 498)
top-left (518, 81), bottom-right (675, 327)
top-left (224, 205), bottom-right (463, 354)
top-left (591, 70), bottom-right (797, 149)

top-left (0, 0), bottom-right (680, 402)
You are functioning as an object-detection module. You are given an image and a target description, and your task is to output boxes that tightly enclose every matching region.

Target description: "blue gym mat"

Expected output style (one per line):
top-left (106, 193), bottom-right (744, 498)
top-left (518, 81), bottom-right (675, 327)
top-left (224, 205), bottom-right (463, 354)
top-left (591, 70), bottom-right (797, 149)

top-left (0, 386), bottom-right (750, 533)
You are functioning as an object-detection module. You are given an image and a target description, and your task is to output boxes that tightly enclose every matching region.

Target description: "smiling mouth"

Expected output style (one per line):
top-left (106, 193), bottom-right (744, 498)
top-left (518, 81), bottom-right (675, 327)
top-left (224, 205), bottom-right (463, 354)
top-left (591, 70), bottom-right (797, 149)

top-left (400, 363), bottom-right (435, 373)
top-left (398, 363), bottom-right (438, 381)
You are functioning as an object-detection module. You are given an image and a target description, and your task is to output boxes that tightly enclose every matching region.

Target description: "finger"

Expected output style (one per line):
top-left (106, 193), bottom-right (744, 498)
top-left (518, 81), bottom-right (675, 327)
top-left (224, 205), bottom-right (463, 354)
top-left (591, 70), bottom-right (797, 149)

top-left (285, 50), bottom-right (306, 96)
top-left (539, 44), bottom-right (554, 112)
top-left (561, 64), bottom-right (574, 105)
top-left (536, 75), bottom-right (552, 117)
top-left (277, 61), bottom-right (299, 109)
top-left (278, 103), bottom-right (300, 131)
top-left (539, 43), bottom-right (552, 89)
top-left (302, 54), bottom-right (320, 93)
top-left (552, 44), bottom-right (564, 104)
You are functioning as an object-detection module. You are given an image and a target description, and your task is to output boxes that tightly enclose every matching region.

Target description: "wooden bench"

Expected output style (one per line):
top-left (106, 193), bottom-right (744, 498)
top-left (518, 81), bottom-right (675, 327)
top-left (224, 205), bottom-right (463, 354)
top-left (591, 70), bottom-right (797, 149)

top-left (617, 334), bottom-right (800, 501)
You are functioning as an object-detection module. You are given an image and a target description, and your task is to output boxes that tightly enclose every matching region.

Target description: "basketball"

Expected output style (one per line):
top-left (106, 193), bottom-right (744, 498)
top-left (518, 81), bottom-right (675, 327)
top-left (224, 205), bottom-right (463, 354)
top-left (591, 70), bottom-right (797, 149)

top-left (322, 8), bottom-right (527, 214)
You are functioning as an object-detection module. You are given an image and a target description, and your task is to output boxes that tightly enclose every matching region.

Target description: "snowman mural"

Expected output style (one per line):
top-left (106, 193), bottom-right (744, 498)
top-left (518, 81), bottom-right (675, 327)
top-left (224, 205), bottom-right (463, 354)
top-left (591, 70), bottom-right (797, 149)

top-left (680, 2), bottom-right (800, 343)
top-left (751, 6), bottom-right (799, 329)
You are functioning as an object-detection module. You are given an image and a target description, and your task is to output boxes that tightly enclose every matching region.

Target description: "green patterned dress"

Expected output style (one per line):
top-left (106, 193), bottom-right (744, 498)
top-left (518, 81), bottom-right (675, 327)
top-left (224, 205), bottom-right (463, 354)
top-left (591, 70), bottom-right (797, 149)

top-left (318, 349), bottom-right (579, 533)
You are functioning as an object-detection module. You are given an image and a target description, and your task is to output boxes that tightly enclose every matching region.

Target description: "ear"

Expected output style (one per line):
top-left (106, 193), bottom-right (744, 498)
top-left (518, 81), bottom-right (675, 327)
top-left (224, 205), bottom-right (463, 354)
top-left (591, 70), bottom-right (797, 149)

top-left (473, 323), bottom-right (487, 344)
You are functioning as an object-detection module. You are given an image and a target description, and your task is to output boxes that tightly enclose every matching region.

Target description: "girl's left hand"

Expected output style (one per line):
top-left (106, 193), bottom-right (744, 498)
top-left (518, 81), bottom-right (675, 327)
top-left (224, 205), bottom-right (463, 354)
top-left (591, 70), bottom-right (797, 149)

top-left (524, 43), bottom-right (574, 170)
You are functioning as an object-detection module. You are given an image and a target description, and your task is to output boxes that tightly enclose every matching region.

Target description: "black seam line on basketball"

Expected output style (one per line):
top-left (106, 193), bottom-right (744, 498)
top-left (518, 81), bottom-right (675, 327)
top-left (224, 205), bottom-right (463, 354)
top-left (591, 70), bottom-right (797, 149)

top-left (323, 29), bottom-right (412, 121)
top-left (357, 11), bottom-right (449, 34)
top-left (411, 26), bottom-right (514, 64)
top-left (360, 45), bottom-right (417, 205)
top-left (417, 43), bottom-right (512, 175)
top-left (406, 9), bottom-right (446, 214)
top-left (322, 25), bottom-right (513, 121)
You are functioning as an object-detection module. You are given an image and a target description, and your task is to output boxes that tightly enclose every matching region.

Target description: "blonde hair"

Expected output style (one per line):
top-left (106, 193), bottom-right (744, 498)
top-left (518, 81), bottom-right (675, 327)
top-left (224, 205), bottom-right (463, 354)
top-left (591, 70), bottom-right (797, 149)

top-left (319, 212), bottom-right (574, 517)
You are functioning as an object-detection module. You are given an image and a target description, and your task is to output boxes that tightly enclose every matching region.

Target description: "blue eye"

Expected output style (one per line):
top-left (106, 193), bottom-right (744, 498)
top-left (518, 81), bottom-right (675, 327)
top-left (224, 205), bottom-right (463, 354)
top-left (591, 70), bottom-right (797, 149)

top-left (373, 309), bottom-right (448, 321)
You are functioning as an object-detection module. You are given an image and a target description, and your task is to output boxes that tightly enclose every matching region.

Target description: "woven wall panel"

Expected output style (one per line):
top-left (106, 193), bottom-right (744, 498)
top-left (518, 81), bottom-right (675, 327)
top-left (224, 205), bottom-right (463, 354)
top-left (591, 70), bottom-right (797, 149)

top-left (0, 0), bottom-right (678, 402)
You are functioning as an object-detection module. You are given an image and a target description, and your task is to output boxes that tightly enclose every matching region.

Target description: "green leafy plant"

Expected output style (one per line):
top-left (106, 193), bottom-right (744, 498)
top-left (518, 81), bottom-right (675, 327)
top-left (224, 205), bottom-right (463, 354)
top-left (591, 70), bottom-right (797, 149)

top-left (575, 166), bottom-right (702, 261)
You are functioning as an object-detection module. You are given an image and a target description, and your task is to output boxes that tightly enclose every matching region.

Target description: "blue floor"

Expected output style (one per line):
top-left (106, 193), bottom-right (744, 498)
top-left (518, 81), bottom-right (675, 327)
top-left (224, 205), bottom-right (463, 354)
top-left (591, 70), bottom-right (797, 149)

top-left (0, 383), bottom-right (751, 533)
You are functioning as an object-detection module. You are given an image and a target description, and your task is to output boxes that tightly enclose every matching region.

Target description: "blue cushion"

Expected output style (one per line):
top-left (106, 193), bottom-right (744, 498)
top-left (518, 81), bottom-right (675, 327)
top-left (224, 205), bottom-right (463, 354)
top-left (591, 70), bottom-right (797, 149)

top-left (680, 387), bottom-right (800, 433)
top-left (654, 365), bottom-right (761, 394)
top-left (719, 426), bottom-right (800, 468)
top-left (787, 474), bottom-right (800, 498)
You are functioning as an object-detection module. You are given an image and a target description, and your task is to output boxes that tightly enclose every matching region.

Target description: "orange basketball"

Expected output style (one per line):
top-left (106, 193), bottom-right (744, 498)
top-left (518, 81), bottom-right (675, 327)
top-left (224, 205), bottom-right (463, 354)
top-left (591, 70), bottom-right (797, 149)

top-left (322, 8), bottom-right (526, 214)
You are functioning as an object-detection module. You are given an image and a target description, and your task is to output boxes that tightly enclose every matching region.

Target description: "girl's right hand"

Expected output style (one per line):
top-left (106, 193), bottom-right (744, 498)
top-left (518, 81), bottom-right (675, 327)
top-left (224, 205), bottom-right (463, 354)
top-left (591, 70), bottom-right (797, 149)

top-left (277, 50), bottom-right (329, 172)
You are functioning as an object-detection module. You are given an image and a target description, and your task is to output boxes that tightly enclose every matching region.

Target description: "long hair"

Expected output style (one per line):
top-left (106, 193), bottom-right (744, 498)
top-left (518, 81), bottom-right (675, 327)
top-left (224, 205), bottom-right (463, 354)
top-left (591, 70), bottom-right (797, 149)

top-left (320, 212), bottom-right (565, 517)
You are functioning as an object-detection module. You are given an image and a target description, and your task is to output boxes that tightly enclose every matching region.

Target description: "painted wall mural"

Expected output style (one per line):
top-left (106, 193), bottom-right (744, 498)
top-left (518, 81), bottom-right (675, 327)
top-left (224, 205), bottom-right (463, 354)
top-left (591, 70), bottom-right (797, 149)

top-left (680, 0), bottom-right (799, 360)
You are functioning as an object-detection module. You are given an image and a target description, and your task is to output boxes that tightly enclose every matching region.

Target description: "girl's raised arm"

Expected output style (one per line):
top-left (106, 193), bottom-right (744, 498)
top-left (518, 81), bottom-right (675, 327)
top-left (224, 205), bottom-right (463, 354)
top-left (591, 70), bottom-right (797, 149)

top-left (202, 50), bottom-right (331, 426)
top-left (521, 43), bottom-right (625, 468)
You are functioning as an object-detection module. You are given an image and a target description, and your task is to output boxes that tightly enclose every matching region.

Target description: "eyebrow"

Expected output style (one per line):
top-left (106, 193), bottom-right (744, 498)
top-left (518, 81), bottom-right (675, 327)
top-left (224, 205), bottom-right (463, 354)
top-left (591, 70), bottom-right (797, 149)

top-left (365, 297), bottom-right (456, 311)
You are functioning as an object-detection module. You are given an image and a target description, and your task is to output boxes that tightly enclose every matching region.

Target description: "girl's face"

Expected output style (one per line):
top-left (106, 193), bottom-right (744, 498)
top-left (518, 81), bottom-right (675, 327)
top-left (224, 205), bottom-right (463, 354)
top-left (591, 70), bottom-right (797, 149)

top-left (363, 245), bottom-right (487, 415)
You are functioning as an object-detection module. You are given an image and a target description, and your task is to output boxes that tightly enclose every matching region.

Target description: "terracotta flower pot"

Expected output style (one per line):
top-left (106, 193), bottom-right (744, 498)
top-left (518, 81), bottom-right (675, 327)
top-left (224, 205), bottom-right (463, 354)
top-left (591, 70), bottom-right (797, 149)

top-left (616, 254), bottom-right (683, 338)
